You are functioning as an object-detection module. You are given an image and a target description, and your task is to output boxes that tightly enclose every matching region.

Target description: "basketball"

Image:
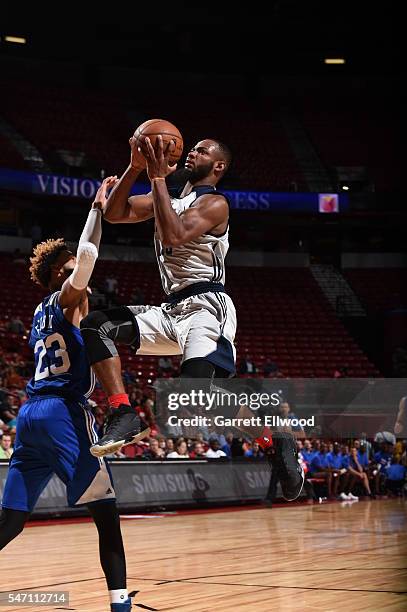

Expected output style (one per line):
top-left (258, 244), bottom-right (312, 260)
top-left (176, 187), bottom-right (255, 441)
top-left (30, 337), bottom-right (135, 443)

top-left (134, 119), bottom-right (183, 164)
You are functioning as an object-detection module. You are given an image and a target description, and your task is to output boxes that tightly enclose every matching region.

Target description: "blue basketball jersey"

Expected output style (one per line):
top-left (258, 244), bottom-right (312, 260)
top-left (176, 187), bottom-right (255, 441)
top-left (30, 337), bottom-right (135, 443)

top-left (26, 291), bottom-right (95, 401)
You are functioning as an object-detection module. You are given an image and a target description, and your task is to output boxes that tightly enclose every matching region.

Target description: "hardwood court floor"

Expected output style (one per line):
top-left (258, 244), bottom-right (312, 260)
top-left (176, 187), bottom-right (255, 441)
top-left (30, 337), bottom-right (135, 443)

top-left (0, 499), bottom-right (406, 611)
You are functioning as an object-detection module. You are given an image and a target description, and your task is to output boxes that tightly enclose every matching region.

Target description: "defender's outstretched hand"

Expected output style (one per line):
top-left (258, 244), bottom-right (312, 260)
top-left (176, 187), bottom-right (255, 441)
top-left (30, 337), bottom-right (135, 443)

top-left (93, 176), bottom-right (119, 211)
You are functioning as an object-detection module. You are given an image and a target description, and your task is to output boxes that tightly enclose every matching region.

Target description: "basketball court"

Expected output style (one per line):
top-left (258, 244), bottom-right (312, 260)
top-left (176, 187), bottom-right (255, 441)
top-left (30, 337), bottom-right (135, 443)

top-left (1, 499), bottom-right (406, 611)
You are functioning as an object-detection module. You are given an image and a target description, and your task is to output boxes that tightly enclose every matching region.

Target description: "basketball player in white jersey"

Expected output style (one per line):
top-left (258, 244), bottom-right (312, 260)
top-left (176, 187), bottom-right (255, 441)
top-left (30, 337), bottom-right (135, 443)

top-left (81, 134), bottom-right (304, 501)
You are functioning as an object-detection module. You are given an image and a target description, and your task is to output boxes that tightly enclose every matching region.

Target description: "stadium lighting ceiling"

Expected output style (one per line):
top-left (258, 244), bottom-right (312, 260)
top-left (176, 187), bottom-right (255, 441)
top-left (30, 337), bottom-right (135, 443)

top-left (324, 58), bottom-right (345, 65)
top-left (342, 185), bottom-right (350, 191)
top-left (4, 35), bottom-right (26, 44)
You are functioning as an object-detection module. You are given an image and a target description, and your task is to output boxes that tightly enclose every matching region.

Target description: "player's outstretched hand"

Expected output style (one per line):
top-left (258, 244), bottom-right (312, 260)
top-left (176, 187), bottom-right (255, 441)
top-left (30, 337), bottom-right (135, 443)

top-left (92, 176), bottom-right (119, 210)
top-left (141, 134), bottom-right (178, 181)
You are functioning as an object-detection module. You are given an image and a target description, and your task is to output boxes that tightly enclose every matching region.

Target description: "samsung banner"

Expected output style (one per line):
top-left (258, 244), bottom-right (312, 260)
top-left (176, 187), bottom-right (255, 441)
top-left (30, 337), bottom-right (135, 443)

top-left (0, 460), bottom-right (274, 517)
top-left (0, 168), bottom-right (348, 213)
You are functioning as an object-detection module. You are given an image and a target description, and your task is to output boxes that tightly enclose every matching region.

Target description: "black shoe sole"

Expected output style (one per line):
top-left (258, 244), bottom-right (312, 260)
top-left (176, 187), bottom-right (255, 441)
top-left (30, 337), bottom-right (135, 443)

top-left (90, 427), bottom-right (151, 457)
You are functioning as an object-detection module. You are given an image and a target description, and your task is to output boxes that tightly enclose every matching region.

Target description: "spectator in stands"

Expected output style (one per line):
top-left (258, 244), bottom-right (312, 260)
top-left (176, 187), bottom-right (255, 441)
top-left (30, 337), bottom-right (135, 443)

top-left (103, 275), bottom-right (119, 306)
top-left (88, 285), bottom-right (107, 308)
top-left (278, 401), bottom-right (305, 438)
top-left (357, 442), bottom-right (370, 470)
top-left (4, 367), bottom-right (23, 389)
top-left (165, 439), bottom-right (175, 455)
top-left (346, 447), bottom-right (372, 498)
top-left (238, 354), bottom-right (257, 375)
top-left (158, 356), bottom-right (174, 375)
top-left (137, 398), bottom-right (156, 433)
top-left (309, 442), bottom-right (334, 498)
top-left (373, 441), bottom-right (393, 494)
top-left (189, 441), bottom-right (206, 459)
top-left (244, 440), bottom-right (264, 460)
top-left (326, 442), bottom-right (349, 499)
top-left (0, 395), bottom-right (18, 432)
top-left (222, 432), bottom-right (244, 458)
top-left (333, 366), bottom-right (349, 378)
top-left (263, 361), bottom-right (284, 378)
top-left (167, 439), bottom-right (189, 459)
top-left (142, 438), bottom-right (165, 460)
top-left (205, 439), bottom-right (227, 459)
top-left (0, 433), bottom-right (14, 459)
top-left (384, 457), bottom-right (406, 497)
top-left (301, 439), bottom-right (316, 466)
top-left (7, 317), bottom-right (25, 335)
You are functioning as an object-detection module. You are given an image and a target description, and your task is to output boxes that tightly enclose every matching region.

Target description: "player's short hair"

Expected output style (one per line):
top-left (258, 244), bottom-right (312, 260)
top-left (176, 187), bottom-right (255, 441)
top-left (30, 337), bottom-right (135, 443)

top-left (210, 139), bottom-right (232, 173)
top-left (29, 238), bottom-right (68, 288)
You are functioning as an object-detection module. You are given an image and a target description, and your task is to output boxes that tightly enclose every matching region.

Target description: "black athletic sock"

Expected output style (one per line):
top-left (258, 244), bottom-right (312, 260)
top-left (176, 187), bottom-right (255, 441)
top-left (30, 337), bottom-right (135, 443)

top-left (87, 501), bottom-right (126, 590)
top-left (0, 508), bottom-right (30, 550)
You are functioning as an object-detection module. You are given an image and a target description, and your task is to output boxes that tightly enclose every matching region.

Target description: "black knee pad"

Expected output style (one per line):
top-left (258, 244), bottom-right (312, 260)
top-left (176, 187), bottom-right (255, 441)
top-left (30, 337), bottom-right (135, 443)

top-left (80, 306), bottom-right (140, 365)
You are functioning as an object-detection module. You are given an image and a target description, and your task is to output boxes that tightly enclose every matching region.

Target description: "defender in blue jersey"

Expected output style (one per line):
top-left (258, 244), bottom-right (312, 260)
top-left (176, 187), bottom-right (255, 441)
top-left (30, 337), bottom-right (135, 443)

top-left (0, 177), bottom-right (136, 612)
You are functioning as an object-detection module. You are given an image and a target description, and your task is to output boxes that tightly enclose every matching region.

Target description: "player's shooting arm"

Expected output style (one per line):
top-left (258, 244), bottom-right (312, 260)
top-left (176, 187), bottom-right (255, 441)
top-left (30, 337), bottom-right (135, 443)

top-left (151, 185), bottom-right (228, 247)
top-left (103, 165), bottom-right (154, 224)
top-left (104, 136), bottom-right (154, 223)
top-left (59, 177), bottom-right (115, 308)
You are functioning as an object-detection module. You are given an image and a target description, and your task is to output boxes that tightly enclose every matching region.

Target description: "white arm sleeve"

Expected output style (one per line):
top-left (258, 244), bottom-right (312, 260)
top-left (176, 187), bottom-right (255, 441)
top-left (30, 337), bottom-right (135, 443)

top-left (69, 208), bottom-right (102, 290)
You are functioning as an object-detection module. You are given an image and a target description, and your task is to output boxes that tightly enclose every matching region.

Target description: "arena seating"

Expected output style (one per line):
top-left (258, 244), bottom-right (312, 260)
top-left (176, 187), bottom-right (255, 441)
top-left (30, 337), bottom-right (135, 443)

top-left (0, 253), bottom-right (380, 382)
top-left (344, 268), bottom-right (407, 314)
top-left (0, 133), bottom-right (27, 170)
top-left (296, 96), bottom-right (396, 191)
top-left (2, 81), bottom-right (305, 191)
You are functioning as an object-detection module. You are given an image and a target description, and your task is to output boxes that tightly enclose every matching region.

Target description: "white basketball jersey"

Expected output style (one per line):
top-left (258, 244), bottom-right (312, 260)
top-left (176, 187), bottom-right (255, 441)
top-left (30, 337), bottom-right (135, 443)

top-left (154, 186), bottom-right (229, 295)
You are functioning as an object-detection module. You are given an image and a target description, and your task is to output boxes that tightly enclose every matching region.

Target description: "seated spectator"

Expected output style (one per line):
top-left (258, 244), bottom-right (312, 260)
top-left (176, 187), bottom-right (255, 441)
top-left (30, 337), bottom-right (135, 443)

top-left (0, 433), bottom-right (14, 459)
top-left (158, 356), bottom-right (174, 375)
top-left (278, 401), bottom-right (304, 437)
top-left (244, 440), bottom-right (264, 460)
top-left (238, 354), bottom-right (257, 375)
top-left (137, 398), bottom-right (156, 433)
top-left (326, 442), bottom-right (349, 499)
top-left (301, 439), bottom-right (316, 466)
top-left (205, 439), bottom-right (227, 459)
top-left (189, 441), bottom-right (207, 459)
top-left (142, 438), bottom-right (165, 460)
top-left (0, 395), bottom-right (18, 431)
top-left (373, 442), bottom-right (393, 494)
top-left (333, 366), bottom-right (349, 378)
top-left (346, 447), bottom-right (373, 498)
top-left (384, 458), bottom-right (406, 497)
top-left (222, 432), bottom-right (244, 458)
top-left (309, 443), bottom-right (334, 498)
top-left (165, 439), bottom-right (175, 455)
top-left (104, 276), bottom-right (119, 306)
top-left (263, 361), bottom-right (284, 378)
top-left (167, 439), bottom-right (190, 459)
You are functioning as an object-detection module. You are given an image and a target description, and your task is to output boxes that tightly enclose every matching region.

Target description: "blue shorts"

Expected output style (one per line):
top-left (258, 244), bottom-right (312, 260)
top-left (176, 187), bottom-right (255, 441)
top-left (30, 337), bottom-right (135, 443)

top-left (1, 396), bottom-right (115, 512)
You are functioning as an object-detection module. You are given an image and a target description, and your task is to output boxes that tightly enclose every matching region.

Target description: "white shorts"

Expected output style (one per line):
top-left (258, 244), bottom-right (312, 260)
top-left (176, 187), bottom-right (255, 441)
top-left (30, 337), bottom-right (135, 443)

top-left (127, 291), bottom-right (237, 375)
